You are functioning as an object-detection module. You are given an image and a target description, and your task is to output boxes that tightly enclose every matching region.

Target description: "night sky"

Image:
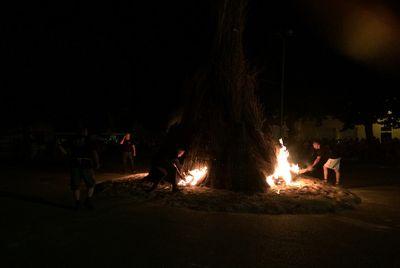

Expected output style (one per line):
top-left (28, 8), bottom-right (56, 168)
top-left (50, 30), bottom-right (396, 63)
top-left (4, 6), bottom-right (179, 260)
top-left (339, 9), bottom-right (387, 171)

top-left (1, 0), bottom-right (400, 131)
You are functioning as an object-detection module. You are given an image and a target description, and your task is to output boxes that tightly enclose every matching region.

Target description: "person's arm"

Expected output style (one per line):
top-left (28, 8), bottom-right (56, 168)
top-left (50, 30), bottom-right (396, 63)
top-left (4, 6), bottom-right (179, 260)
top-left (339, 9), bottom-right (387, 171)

top-left (172, 162), bottom-right (185, 180)
top-left (308, 156), bottom-right (321, 171)
top-left (93, 150), bottom-right (100, 169)
top-left (57, 139), bottom-right (68, 155)
top-left (120, 135), bottom-right (126, 145)
top-left (132, 144), bottom-right (136, 157)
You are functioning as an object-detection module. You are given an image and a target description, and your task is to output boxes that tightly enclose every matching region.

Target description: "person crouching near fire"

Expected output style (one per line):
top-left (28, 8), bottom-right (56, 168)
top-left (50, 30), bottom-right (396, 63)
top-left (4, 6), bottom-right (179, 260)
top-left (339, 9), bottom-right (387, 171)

top-left (300, 140), bottom-right (341, 185)
top-left (58, 128), bottom-right (100, 210)
top-left (143, 148), bottom-right (186, 192)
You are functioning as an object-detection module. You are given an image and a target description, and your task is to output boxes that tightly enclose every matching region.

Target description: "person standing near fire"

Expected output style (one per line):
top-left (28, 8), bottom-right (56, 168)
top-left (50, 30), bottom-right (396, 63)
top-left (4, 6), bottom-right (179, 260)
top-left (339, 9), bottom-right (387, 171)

top-left (301, 140), bottom-right (341, 185)
top-left (120, 132), bottom-right (136, 173)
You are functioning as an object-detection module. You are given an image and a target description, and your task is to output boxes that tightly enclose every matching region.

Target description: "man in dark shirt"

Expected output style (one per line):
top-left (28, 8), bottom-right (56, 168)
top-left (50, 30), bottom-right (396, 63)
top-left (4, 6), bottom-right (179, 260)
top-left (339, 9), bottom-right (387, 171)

top-left (300, 140), bottom-right (327, 178)
top-left (59, 128), bottom-right (100, 210)
top-left (143, 148), bottom-right (186, 192)
top-left (120, 133), bottom-right (136, 173)
top-left (301, 140), bottom-right (341, 185)
top-left (309, 141), bottom-right (325, 169)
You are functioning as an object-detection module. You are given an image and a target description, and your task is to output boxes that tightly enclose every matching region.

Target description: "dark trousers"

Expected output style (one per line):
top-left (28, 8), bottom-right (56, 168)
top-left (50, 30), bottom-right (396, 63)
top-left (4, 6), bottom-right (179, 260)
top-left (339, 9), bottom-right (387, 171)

top-left (122, 152), bottom-right (134, 173)
top-left (70, 167), bottom-right (95, 190)
top-left (145, 166), bottom-right (178, 191)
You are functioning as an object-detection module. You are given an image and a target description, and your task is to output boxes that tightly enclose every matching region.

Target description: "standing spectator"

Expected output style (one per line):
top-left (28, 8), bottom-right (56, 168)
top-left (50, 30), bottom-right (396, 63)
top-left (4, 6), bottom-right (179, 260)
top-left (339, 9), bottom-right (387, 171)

top-left (120, 133), bottom-right (136, 173)
top-left (59, 128), bottom-right (100, 210)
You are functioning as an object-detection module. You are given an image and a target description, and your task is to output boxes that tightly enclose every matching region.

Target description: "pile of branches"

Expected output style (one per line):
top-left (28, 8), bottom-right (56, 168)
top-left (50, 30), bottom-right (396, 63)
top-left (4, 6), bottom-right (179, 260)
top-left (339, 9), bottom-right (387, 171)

top-left (178, 0), bottom-right (276, 193)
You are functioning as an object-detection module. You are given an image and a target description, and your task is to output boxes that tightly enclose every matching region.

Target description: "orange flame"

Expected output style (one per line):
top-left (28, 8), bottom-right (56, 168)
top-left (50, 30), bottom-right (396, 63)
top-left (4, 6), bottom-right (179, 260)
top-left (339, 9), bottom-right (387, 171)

top-left (266, 139), bottom-right (299, 188)
top-left (178, 166), bottom-right (208, 186)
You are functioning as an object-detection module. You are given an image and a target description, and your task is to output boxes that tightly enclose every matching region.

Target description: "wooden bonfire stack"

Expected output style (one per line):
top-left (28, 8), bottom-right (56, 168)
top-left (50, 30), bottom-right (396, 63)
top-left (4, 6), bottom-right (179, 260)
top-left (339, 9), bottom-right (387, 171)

top-left (178, 0), bottom-right (276, 193)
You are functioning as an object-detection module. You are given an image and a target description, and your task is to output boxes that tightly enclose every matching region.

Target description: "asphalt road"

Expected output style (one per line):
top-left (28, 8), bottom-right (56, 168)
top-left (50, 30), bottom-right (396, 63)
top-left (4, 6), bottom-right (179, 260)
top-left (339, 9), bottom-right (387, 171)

top-left (1, 167), bottom-right (399, 267)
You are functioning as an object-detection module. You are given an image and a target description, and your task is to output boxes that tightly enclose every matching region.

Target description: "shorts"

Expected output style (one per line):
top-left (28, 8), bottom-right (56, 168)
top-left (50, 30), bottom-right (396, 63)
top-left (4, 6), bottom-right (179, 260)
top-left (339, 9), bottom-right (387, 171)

top-left (70, 167), bottom-right (96, 190)
top-left (324, 158), bottom-right (341, 171)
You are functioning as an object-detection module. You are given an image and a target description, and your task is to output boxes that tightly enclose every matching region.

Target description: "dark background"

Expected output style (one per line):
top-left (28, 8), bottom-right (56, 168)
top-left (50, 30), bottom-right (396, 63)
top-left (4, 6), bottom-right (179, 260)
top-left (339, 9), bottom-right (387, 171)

top-left (1, 0), bottom-right (399, 132)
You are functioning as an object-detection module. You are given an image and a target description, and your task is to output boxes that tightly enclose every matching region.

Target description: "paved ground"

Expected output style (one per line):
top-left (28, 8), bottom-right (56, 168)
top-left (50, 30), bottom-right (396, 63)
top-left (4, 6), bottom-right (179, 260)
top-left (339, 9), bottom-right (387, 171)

top-left (1, 164), bottom-right (400, 267)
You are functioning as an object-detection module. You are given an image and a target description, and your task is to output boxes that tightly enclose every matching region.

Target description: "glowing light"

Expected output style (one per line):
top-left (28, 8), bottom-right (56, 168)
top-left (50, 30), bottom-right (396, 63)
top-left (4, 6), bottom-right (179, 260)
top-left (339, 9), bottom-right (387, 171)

top-left (178, 166), bottom-right (208, 186)
top-left (266, 139), bottom-right (299, 188)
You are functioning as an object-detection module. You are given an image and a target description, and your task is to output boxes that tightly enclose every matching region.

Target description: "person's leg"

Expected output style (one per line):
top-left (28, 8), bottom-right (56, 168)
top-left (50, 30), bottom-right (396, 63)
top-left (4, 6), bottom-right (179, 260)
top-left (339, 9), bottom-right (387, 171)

top-left (73, 190), bottom-right (81, 210)
top-left (87, 187), bottom-right (94, 198)
top-left (73, 190), bottom-right (80, 202)
top-left (84, 187), bottom-right (95, 210)
top-left (171, 171), bottom-right (180, 192)
top-left (146, 173), bottom-right (163, 192)
top-left (147, 167), bottom-right (167, 192)
top-left (82, 169), bottom-right (96, 209)
top-left (323, 159), bottom-right (338, 183)
top-left (335, 169), bottom-right (340, 185)
top-left (70, 167), bottom-right (81, 210)
top-left (323, 166), bottom-right (329, 182)
top-left (147, 179), bottom-right (160, 192)
top-left (128, 153), bottom-right (134, 173)
top-left (335, 159), bottom-right (341, 185)
top-left (171, 180), bottom-right (179, 192)
top-left (165, 172), bottom-right (179, 192)
top-left (122, 152), bottom-right (128, 173)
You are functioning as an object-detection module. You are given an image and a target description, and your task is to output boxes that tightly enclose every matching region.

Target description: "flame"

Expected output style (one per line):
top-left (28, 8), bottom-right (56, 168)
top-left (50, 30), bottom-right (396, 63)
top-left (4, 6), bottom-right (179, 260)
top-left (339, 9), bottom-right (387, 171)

top-left (178, 139), bottom-right (299, 189)
top-left (266, 139), bottom-right (299, 188)
top-left (178, 166), bottom-right (208, 186)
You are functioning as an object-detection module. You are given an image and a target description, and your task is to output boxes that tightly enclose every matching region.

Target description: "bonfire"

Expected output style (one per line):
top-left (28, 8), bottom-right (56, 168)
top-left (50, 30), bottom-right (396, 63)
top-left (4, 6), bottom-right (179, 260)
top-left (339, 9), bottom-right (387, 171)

top-left (265, 139), bottom-right (300, 188)
top-left (178, 138), bottom-right (308, 191)
top-left (178, 166), bottom-right (208, 186)
top-left (98, 140), bottom-right (361, 214)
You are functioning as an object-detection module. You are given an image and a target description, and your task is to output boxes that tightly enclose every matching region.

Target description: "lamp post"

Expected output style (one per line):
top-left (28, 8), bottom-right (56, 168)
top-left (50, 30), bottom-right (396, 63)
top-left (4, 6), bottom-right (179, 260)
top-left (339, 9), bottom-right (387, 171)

top-left (279, 29), bottom-right (293, 138)
top-left (280, 37), bottom-right (286, 137)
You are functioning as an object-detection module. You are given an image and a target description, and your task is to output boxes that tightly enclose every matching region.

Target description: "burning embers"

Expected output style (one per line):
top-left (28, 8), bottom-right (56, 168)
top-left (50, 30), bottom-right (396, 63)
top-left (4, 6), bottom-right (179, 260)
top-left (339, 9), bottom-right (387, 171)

top-left (266, 139), bottom-right (300, 188)
top-left (178, 166), bottom-right (208, 186)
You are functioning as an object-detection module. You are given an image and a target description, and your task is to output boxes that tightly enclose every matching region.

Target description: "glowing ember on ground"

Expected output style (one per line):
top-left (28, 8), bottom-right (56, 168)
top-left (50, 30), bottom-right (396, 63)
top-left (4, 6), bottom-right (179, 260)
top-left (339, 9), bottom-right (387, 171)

top-left (178, 166), bottom-right (208, 186)
top-left (266, 138), bottom-right (300, 188)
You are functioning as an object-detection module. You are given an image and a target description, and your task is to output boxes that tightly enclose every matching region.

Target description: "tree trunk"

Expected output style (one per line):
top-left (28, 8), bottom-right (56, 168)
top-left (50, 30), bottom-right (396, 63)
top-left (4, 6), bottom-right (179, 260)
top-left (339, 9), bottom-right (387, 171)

top-left (178, 0), bottom-right (276, 193)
